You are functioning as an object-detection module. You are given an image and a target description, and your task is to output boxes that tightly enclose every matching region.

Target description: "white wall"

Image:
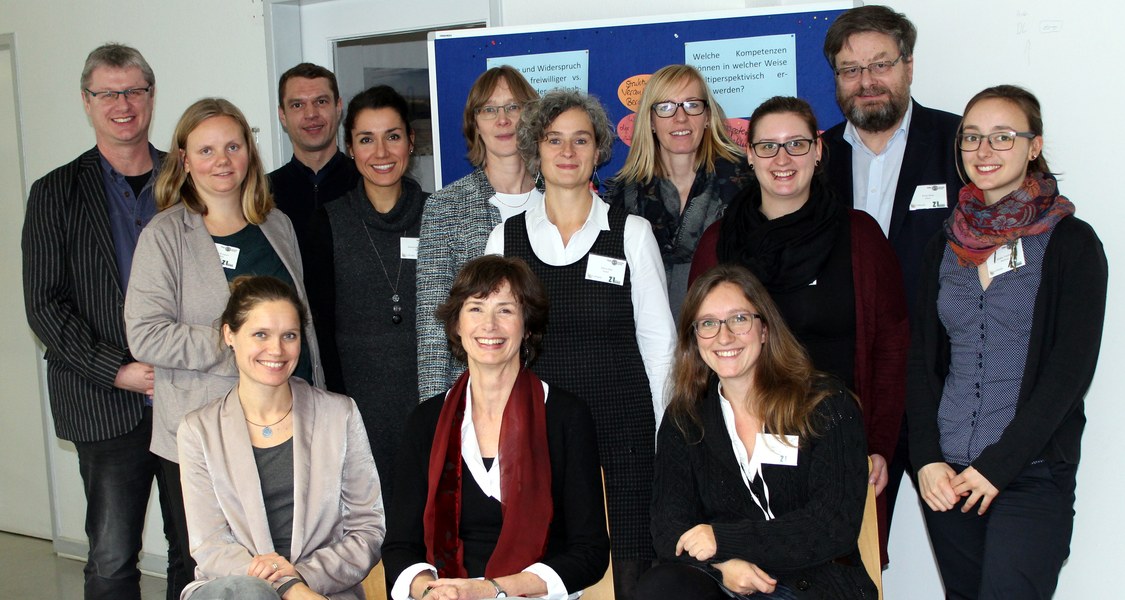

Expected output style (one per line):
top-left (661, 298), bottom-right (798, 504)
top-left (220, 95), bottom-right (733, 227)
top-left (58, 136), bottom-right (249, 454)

top-left (2, 0), bottom-right (1121, 595)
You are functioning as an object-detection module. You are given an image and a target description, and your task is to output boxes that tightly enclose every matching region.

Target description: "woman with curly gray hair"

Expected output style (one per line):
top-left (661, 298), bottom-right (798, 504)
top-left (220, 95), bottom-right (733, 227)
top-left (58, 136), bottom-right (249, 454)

top-left (485, 89), bottom-right (675, 599)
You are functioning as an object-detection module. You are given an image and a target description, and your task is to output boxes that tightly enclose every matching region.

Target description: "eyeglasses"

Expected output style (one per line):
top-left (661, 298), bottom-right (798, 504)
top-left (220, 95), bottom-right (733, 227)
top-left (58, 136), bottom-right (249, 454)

top-left (833, 55), bottom-right (906, 81)
top-left (957, 131), bottom-right (1037, 152)
top-left (749, 138), bottom-right (816, 159)
top-left (84, 86), bottom-right (152, 103)
top-left (693, 313), bottom-right (762, 339)
top-left (652, 99), bottom-right (708, 118)
top-left (476, 103), bottom-right (523, 120)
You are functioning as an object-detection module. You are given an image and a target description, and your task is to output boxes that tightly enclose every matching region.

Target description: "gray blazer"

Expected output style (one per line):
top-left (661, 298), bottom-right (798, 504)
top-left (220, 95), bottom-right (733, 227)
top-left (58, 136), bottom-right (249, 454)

top-left (125, 203), bottom-right (324, 461)
top-left (177, 378), bottom-right (384, 600)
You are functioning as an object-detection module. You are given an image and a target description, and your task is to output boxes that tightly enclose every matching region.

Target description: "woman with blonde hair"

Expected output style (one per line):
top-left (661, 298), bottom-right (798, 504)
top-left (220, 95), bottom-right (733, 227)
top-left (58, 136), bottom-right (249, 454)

top-left (125, 97), bottom-right (324, 584)
top-left (639, 264), bottom-right (874, 599)
top-left (606, 64), bottom-right (750, 314)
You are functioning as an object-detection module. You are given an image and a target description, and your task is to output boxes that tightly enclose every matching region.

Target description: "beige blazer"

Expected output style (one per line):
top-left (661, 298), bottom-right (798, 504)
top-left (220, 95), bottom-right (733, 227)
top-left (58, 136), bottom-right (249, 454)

top-left (124, 204), bottom-right (324, 461)
top-left (177, 378), bottom-right (384, 599)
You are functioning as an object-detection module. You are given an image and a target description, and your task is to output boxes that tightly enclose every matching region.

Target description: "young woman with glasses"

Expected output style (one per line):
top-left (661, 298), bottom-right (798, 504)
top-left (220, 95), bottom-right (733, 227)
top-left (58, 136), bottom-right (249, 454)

top-left (691, 96), bottom-right (908, 518)
top-left (637, 264), bottom-right (876, 599)
top-left (908, 85), bottom-right (1107, 598)
top-left (605, 65), bottom-right (750, 317)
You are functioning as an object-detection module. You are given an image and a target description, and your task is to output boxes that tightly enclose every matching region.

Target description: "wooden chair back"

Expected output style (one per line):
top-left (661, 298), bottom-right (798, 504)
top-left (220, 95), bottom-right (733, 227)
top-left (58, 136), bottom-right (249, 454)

top-left (857, 458), bottom-right (884, 600)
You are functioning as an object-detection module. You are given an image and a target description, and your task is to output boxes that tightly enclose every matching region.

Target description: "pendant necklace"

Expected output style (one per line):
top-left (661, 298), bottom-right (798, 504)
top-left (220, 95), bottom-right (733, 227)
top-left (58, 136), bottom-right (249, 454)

top-left (358, 211), bottom-right (405, 325)
top-left (245, 404), bottom-right (293, 438)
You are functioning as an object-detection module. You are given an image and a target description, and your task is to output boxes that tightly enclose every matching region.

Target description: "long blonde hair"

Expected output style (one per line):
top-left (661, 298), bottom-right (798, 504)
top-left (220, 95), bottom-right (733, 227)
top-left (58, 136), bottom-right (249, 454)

top-left (156, 98), bottom-right (273, 224)
top-left (668, 264), bottom-right (834, 442)
top-left (615, 65), bottom-right (743, 185)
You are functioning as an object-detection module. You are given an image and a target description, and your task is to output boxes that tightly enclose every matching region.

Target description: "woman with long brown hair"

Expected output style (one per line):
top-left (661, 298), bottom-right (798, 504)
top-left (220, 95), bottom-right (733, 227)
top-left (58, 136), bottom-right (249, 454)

top-left (639, 264), bottom-right (874, 599)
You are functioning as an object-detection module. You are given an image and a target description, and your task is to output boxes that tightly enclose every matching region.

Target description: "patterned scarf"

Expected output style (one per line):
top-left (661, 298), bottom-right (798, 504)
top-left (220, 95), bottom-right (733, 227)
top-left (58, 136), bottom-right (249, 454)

top-left (945, 172), bottom-right (1074, 266)
top-left (423, 368), bottom-right (553, 578)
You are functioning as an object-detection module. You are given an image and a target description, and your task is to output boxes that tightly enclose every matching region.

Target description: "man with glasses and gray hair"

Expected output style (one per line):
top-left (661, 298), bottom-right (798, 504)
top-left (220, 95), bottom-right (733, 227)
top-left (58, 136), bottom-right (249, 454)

top-left (22, 43), bottom-right (189, 599)
top-left (820, 5), bottom-right (963, 567)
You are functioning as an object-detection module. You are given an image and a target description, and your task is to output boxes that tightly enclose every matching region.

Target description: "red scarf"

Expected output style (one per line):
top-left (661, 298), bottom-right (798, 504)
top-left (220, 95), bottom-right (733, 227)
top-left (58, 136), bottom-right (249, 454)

top-left (945, 172), bottom-right (1074, 266)
top-left (423, 368), bottom-right (553, 578)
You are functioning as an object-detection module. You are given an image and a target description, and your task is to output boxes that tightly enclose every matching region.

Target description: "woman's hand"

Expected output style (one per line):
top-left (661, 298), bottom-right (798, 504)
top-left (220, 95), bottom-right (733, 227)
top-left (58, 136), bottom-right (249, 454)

top-left (248, 552), bottom-right (298, 583)
top-left (675, 524), bottom-right (717, 561)
top-left (714, 558), bottom-right (776, 595)
top-left (950, 466), bottom-right (1000, 515)
top-left (918, 462), bottom-right (960, 512)
top-left (868, 453), bottom-right (889, 496)
top-left (421, 578), bottom-right (495, 600)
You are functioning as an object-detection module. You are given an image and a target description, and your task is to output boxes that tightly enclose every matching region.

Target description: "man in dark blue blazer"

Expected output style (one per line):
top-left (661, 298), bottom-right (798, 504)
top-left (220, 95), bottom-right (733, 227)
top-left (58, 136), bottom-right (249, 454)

top-left (820, 5), bottom-right (963, 565)
top-left (21, 44), bottom-right (187, 600)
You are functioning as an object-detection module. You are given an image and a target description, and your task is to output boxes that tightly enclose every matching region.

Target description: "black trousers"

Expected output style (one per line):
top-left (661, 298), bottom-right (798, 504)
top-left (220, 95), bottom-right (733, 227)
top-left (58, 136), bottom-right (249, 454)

top-left (73, 407), bottom-right (189, 600)
top-left (160, 456), bottom-right (199, 599)
top-left (922, 461), bottom-right (1076, 600)
top-left (635, 562), bottom-right (799, 600)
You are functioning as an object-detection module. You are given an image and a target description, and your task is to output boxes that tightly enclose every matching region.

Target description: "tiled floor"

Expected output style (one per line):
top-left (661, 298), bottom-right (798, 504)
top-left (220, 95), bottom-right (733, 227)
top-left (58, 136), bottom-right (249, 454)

top-left (0, 531), bottom-right (167, 599)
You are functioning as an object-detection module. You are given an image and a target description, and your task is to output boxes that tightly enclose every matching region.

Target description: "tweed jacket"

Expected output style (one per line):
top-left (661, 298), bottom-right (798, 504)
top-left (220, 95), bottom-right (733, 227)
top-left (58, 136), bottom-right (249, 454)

top-left (22, 146), bottom-right (163, 442)
top-left (125, 204), bottom-right (324, 461)
top-left (415, 168), bottom-right (500, 398)
top-left (178, 378), bottom-right (384, 600)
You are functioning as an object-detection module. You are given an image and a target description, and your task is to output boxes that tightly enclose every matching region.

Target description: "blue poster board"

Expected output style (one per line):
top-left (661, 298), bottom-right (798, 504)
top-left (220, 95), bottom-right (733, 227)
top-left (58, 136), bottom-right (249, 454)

top-left (428, 2), bottom-right (851, 187)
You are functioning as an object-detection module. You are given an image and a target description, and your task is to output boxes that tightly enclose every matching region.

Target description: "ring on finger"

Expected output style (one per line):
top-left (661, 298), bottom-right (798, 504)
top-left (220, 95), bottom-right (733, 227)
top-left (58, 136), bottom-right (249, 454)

top-left (272, 562), bottom-right (279, 571)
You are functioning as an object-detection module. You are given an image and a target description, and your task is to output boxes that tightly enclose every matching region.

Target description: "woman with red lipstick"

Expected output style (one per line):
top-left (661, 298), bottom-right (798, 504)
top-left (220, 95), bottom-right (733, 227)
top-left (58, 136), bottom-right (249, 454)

top-left (908, 85), bottom-right (1107, 599)
top-left (305, 85), bottom-right (428, 505)
top-left (485, 89), bottom-right (675, 600)
top-left (125, 98), bottom-right (324, 581)
top-left (606, 64), bottom-right (750, 316)
top-left (417, 67), bottom-right (540, 401)
top-left (690, 97), bottom-right (907, 549)
top-left (638, 264), bottom-right (875, 599)
top-left (177, 276), bottom-right (383, 600)
top-left (383, 255), bottom-right (609, 600)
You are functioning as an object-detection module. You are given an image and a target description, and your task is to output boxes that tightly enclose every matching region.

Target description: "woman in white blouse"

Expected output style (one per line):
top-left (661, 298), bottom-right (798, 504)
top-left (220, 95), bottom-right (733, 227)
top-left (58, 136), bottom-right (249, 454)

top-left (485, 89), bottom-right (675, 599)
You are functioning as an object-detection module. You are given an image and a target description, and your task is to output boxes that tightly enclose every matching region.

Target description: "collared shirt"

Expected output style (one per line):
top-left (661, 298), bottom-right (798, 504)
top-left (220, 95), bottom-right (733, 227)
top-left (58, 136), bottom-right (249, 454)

top-left (484, 193), bottom-right (676, 429)
top-left (389, 379), bottom-right (572, 600)
top-left (299, 149), bottom-right (349, 186)
top-left (717, 384), bottom-right (776, 520)
top-left (936, 232), bottom-right (1050, 465)
top-left (843, 100), bottom-right (914, 236)
top-left (98, 145), bottom-right (161, 292)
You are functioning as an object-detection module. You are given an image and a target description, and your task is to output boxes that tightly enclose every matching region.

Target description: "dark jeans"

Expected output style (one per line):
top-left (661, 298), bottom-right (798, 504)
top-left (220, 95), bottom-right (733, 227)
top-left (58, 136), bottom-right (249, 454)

top-left (636, 562), bottom-right (799, 600)
top-left (73, 407), bottom-right (189, 600)
top-left (160, 456), bottom-right (199, 599)
top-left (923, 461), bottom-right (1076, 600)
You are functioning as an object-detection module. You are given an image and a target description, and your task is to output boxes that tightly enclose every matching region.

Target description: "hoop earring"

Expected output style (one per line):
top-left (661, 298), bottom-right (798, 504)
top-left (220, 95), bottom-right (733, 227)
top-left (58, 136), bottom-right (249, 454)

top-left (521, 341), bottom-right (530, 368)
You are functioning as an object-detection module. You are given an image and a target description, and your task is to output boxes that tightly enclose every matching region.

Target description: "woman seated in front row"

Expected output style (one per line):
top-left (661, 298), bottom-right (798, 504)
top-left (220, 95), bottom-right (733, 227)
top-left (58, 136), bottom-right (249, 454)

top-left (637, 264), bottom-right (875, 599)
top-left (178, 276), bottom-right (385, 600)
top-left (383, 255), bottom-right (610, 600)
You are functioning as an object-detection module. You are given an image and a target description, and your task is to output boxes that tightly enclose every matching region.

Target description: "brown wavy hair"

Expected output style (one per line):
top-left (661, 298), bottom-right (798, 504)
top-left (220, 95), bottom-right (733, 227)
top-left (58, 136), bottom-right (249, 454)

top-left (667, 264), bottom-right (835, 443)
top-left (462, 66), bottom-right (539, 168)
top-left (156, 98), bottom-right (273, 223)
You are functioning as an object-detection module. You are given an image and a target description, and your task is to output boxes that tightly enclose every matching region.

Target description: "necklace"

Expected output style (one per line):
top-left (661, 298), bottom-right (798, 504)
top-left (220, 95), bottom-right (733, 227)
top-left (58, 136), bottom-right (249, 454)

top-left (245, 404), bottom-right (293, 438)
top-left (492, 187), bottom-right (536, 209)
top-left (357, 208), bottom-right (405, 325)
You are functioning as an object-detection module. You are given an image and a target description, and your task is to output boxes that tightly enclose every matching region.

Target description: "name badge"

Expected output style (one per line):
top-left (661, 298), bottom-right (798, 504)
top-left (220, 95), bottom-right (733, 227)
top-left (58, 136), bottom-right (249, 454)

top-left (909, 184), bottom-right (948, 210)
top-left (585, 254), bottom-right (627, 286)
top-left (215, 243), bottom-right (240, 270)
top-left (400, 237), bottom-right (419, 260)
top-left (986, 238), bottom-right (1025, 278)
top-left (754, 433), bottom-right (799, 466)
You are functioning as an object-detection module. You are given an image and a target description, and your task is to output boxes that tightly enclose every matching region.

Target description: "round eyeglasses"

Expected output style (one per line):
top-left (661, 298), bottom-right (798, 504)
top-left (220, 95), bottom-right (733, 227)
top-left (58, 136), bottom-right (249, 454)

top-left (749, 138), bottom-right (816, 159)
top-left (652, 99), bottom-right (708, 118)
top-left (476, 103), bottom-right (523, 121)
top-left (957, 131), bottom-right (1037, 152)
top-left (693, 313), bottom-right (762, 339)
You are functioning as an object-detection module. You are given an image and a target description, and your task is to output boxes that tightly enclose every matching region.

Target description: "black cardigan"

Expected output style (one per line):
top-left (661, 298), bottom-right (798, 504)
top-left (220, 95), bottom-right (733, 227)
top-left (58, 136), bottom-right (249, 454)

top-left (651, 385), bottom-right (875, 599)
top-left (906, 215), bottom-right (1108, 492)
top-left (382, 385), bottom-right (610, 594)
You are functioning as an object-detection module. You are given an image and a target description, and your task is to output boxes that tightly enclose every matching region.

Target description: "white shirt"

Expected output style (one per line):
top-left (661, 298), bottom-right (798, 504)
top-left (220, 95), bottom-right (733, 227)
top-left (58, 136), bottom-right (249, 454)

top-left (484, 193), bottom-right (675, 431)
top-left (390, 380), bottom-right (572, 600)
top-left (717, 384), bottom-right (776, 521)
top-left (843, 100), bottom-right (914, 236)
top-left (489, 188), bottom-right (545, 222)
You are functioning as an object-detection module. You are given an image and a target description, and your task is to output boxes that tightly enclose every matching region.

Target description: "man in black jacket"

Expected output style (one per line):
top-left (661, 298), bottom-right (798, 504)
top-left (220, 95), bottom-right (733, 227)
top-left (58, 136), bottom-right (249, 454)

top-left (22, 43), bottom-right (186, 599)
top-left (820, 5), bottom-right (964, 564)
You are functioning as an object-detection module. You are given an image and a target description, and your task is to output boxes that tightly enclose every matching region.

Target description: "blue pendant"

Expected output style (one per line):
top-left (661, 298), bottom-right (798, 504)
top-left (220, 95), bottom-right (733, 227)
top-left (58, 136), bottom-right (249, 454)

top-left (262, 426), bottom-right (273, 438)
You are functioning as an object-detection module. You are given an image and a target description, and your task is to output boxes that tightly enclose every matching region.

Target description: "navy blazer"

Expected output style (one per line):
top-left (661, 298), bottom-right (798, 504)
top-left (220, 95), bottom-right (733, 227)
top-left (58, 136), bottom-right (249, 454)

top-left (22, 146), bottom-right (162, 442)
top-left (821, 101), bottom-right (963, 309)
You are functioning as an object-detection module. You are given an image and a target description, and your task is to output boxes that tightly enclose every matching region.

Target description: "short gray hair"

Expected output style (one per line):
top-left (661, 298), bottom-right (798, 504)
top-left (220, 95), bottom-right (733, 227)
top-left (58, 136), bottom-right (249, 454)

top-left (517, 89), bottom-right (615, 174)
top-left (81, 43), bottom-right (155, 90)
